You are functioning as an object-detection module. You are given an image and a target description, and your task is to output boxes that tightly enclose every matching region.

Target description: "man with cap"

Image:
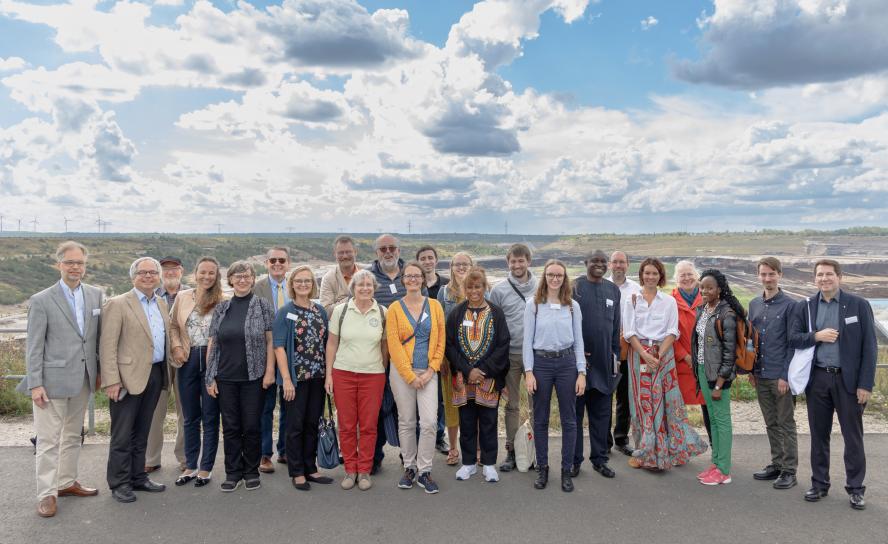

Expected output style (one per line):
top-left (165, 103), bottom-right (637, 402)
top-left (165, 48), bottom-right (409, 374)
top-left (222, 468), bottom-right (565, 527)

top-left (144, 256), bottom-right (187, 473)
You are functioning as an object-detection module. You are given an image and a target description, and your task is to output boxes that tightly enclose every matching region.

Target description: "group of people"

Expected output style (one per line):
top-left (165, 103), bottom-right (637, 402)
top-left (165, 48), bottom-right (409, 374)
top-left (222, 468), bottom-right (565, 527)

top-left (20, 236), bottom-right (877, 518)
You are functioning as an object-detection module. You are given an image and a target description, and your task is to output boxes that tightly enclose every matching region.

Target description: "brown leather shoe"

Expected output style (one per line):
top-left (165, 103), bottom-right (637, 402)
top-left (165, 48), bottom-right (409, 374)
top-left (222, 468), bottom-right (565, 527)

top-left (37, 496), bottom-right (57, 518)
top-left (259, 457), bottom-right (275, 473)
top-left (58, 481), bottom-right (99, 497)
top-left (144, 465), bottom-right (161, 473)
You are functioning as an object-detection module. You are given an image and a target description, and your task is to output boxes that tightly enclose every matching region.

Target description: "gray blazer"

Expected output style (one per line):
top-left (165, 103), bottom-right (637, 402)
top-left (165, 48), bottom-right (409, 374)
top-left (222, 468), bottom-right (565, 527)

top-left (17, 282), bottom-right (103, 398)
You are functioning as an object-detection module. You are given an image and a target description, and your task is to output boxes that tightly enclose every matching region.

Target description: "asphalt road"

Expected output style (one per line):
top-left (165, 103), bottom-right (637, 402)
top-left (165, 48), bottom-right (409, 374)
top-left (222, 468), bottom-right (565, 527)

top-left (0, 434), bottom-right (884, 544)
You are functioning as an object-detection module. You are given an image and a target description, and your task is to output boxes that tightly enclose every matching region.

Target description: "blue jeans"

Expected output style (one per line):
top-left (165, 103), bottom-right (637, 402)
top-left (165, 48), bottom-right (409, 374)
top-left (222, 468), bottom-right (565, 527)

top-left (177, 346), bottom-right (220, 472)
top-left (531, 353), bottom-right (578, 471)
top-left (261, 384), bottom-right (287, 458)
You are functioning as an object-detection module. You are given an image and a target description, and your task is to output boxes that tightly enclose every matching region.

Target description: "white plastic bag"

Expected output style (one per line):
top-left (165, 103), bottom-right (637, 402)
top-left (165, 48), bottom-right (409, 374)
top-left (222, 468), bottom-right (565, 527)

top-left (788, 299), bottom-right (814, 395)
top-left (514, 420), bottom-right (535, 473)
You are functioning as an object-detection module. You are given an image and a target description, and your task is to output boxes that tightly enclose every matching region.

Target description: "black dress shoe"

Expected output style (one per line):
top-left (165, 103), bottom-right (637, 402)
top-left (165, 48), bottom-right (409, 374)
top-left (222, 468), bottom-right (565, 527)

top-left (773, 472), bottom-right (797, 490)
top-left (614, 444), bottom-right (633, 457)
top-left (593, 463), bottom-right (616, 478)
top-left (569, 463), bottom-right (581, 478)
top-left (305, 474), bottom-right (334, 484)
top-left (194, 475), bottom-right (212, 488)
top-left (175, 471), bottom-right (198, 486)
top-left (133, 479), bottom-right (166, 493)
top-left (561, 470), bottom-right (574, 492)
top-left (534, 465), bottom-right (549, 490)
top-left (499, 449), bottom-right (516, 473)
top-left (292, 478), bottom-right (311, 491)
top-left (753, 465), bottom-right (781, 481)
top-left (112, 485), bottom-right (137, 503)
top-left (804, 487), bottom-right (828, 502)
top-left (850, 494), bottom-right (866, 510)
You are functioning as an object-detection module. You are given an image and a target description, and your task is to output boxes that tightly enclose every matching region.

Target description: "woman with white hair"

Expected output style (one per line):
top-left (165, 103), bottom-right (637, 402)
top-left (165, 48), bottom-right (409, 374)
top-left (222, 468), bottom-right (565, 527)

top-left (325, 269), bottom-right (389, 491)
top-left (670, 260), bottom-right (711, 440)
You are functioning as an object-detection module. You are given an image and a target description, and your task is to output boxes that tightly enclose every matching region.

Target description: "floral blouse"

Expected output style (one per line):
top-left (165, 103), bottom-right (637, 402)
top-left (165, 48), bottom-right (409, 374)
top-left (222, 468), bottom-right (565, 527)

top-left (186, 309), bottom-right (212, 347)
top-left (291, 304), bottom-right (327, 381)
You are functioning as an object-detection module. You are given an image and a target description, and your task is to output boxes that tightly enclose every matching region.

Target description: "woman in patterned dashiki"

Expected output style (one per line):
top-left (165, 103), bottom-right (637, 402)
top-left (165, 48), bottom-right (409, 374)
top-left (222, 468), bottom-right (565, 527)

top-left (272, 265), bottom-right (334, 490)
top-left (169, 257), bottom-right (225, 487)
top-left (445, 266), bottom-right (510, 483)
top-left (437, 251), bottom-right (474, 465)
top-left (522, 259), bottom-right (585, 492)
top-left (622, 257), bottom-right (707, 471)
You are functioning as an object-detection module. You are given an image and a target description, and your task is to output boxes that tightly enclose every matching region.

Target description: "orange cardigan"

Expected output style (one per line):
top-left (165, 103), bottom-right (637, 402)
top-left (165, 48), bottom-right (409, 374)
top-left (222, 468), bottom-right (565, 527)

top-left (386, 297), bottom-right (446, 384)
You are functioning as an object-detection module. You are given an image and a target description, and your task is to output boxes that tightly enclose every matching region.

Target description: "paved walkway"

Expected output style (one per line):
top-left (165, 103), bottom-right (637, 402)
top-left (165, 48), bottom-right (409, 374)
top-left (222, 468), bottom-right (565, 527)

top-left (0, 435), bottom-right (884, 544)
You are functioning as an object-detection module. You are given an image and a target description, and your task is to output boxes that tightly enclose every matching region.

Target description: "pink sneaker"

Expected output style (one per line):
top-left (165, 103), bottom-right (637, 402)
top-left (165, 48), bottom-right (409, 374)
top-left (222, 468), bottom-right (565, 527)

top-left (697, 464), bottom-right (717, 480)
top-left (700, 470), bottom-right (732, 486)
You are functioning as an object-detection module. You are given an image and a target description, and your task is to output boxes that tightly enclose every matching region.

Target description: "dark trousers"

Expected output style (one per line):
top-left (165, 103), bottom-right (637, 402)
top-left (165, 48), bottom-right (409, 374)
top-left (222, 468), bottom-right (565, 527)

top-left (218, 379), bottom-right (264, 482)
top-left (107, 363), bottom-right (164, 490)
top-left (178, 347), bottom-right (220, 472)
top-left (610, 358), bottom-right (631, 448)
top-left (284, 377), bottom-right (325, 477)
top-left (755, 377), bottom-right (798, 474)
top-left (531, 354), bottom-right (578, 471)
top-left (261, 384), bottom-right (287, 457)
top-left (574, 388), bottom-right (612, 466)
top-left (458, 400), bottom-right (498, 466)
top-left (374, 375), bottom-right (398, 466)
top-left (807, 368), bottom-right (866, 495)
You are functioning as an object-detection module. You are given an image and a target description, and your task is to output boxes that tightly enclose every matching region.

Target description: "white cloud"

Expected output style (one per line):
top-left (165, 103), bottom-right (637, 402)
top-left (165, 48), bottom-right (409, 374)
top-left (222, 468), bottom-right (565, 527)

top-left (0, 56), bottom-right (27, 72)
top-left (641, 15), bottom-right (658, 30)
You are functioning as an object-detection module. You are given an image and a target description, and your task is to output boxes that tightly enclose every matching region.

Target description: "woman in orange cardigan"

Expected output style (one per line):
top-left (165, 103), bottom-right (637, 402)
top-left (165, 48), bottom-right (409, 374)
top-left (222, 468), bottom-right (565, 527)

top-left (386, 261), bottom-right (446, 494)
top-left (671, 260), bottom-right (710, 440)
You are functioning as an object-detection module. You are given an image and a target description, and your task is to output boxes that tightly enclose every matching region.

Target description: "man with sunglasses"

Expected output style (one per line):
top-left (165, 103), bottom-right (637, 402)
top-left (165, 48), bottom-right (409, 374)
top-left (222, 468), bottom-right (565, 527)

top-left (254, 246), bottom-right (292, 473)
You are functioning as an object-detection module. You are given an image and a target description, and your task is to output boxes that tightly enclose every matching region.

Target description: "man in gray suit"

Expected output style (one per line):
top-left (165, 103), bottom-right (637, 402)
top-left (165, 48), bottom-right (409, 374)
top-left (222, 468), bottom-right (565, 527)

top-left (17, 241), bottom-right (102, 518)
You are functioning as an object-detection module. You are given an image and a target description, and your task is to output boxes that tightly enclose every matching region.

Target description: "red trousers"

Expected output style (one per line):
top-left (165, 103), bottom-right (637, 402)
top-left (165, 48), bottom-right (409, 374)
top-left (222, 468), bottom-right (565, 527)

top-left (332, 369), bottom-right (385, 474)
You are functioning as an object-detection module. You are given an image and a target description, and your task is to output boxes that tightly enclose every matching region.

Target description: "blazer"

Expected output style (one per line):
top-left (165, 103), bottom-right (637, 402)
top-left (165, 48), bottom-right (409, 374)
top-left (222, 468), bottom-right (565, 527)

top-left (319, 265), bottom-right (356, 316)
top-left (789, 289), bottom-right (877, 395)
top-left (168, 288), bottom-right (227, 354)
top-left (385, 297), bottom-right (446, 384)
top-left (99, 290), bottom-right (174, 395)
top-left (17, 282), bottom-right (102, 398)
top-left (254, 275), bottom-right (287, 310)
top-left (444, 300), bottom-right (511, 390)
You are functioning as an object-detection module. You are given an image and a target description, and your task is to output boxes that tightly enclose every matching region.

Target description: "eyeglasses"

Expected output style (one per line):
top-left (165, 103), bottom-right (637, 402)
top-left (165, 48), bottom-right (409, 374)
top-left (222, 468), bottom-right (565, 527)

top-left (545, 273), bottom-right (565, 279)
top-left (231, 274), bottom-right (253, 282)
top-left (377, 245), bottom-right (398, 253)
top-left (267, 258), bottom-right (288, 265)
top-left (403, 274), bottom-right (423, 281)
top-left (60, 260), bottom-right (85, 267)
top-left (292, 279), bottom-right (313, 285)
top-left (135, 270), bottom-right (159, 277)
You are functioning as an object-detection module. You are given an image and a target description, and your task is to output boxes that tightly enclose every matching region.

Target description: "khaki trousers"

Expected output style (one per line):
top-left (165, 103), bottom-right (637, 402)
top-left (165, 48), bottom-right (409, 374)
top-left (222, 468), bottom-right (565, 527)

top-left (504, 353), bottom-right (533, 448)
top-left (390, 369), bottom-right (439, 474)
top-left (33, 378), bottom-right (90, 499)
top-left (145, 367), bottom-right (185, 467)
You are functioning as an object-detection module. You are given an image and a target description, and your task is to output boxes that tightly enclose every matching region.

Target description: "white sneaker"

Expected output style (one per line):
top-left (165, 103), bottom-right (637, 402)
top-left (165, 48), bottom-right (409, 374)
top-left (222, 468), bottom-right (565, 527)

top-left (455, 464), bottom-right (477, 480)
top-left (482, 465), bottom-right (499, 482)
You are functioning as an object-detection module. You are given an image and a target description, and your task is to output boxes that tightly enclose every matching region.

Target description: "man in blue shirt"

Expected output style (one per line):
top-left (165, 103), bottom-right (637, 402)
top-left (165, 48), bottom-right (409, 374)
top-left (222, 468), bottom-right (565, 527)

top-left (748, 257), bottom-right (798, 490)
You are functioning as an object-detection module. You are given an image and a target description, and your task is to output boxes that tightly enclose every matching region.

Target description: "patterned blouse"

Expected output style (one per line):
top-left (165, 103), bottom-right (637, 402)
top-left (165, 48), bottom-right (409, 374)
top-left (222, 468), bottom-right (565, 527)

top-left (452, 305), bottom-right (499, 408)
top-left (695, 304), bottom-right (716, 366)
top-left (290, 304), bottom-right (327, 381)
top-left (186, 309), bottom-right (212, 347)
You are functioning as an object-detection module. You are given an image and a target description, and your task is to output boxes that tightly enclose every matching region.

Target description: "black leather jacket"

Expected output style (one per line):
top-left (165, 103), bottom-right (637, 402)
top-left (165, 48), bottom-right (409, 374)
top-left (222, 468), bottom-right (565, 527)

top-left (691, 300), bottom-right (737, 387)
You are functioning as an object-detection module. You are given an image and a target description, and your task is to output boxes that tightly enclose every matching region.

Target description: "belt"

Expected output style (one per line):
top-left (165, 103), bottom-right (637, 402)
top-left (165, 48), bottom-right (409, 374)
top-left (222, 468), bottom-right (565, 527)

top-left (639, 338), bottom-right (663, 346)
top-left (816, 366), bottom-right (841, 374)
top-left (534, 347), bottom-right (575, 359)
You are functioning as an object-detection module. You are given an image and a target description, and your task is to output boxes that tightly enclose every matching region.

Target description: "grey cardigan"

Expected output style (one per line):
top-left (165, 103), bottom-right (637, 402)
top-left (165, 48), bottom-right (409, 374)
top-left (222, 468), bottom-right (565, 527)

top-left (206, 294), bottom-right (275, 384)
top-left (691, 300), bottom-right (737, 386)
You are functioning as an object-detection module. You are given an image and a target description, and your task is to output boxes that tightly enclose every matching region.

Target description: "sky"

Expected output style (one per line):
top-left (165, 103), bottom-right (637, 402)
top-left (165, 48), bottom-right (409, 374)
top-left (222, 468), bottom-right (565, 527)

top-left (1, 0), bottom-right (888, 235)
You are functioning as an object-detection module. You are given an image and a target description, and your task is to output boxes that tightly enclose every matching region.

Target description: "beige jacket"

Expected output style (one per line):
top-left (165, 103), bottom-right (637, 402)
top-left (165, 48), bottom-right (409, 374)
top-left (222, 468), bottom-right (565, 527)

top-left (320, 265), bottom-right (357, 316)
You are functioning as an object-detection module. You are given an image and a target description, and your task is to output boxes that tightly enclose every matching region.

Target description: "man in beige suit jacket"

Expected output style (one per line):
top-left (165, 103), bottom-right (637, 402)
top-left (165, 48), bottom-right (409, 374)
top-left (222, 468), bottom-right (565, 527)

top-left (100, 257), bottom-right (177, 503)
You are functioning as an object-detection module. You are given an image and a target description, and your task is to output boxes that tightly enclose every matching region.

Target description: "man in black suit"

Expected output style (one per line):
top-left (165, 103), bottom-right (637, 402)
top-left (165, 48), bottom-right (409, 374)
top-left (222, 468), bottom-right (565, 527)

top-left (790, 259), bottom-right (877, 511)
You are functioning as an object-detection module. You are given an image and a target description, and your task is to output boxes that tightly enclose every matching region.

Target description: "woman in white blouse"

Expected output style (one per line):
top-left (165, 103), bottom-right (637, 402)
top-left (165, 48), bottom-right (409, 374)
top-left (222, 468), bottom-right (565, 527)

top-left (622, 257), bottom-right (707, 471)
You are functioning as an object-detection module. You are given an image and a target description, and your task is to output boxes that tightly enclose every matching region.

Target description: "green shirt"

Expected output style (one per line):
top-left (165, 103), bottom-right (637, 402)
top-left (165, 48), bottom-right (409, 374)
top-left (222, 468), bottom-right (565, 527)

top-left (330, 300), bottom-right (386, 374)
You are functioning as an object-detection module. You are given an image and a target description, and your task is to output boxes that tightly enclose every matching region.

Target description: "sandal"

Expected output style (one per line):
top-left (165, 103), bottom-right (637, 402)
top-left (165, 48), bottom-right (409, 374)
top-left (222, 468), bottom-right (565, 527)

top-left (446, 449), bottom-right (460, 466)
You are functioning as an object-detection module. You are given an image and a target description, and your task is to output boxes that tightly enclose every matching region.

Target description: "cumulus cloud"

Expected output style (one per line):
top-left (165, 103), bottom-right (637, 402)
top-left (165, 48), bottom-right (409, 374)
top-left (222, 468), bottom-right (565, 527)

top-left (673, 0), bottom-right (888, 88)
top-left (0, 56), bottom-right (27, 71)
top-left (640, 16), bottom-right (658, 30)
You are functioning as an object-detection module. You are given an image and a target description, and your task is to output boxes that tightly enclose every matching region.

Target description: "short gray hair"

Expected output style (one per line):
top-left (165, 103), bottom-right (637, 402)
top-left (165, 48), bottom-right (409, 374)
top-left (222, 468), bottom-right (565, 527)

top-left (348, 269), bottom-right (378, 296)
top-left (374, 233), bottom-right (399, 249)
top-left (227, 260), bottom-right (257, 287)
top-left (55, 240), bottom-right (88, 262)
top-left (129, 257), bottom-right (162, 280)
top-left (673, 260), bottom-right (700, 284)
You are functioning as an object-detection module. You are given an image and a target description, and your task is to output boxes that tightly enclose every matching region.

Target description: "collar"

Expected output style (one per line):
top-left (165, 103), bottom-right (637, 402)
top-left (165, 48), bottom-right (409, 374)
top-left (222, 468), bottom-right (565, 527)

top-left (763, 288), bottom-right (785, 303)
top-left (59, 281), bottom-right (82, 297)
top-left (135, 288), bottom-right (156, 304)
top-left (270, 277), bottom-right (286, 288)
top-left (348, 298), bottom-right (379, 314)
top-left (818, 289), bottom-right (841, 304)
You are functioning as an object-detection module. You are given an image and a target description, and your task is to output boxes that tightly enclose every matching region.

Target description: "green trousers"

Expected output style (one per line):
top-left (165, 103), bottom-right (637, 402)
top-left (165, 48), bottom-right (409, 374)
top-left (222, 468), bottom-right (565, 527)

top-left (697, 364), bottom-right (733, 474)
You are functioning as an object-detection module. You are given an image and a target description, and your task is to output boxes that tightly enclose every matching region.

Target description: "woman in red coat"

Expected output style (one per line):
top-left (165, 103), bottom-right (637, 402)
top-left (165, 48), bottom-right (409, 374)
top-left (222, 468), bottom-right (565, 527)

top-left (671, 260), bottom-right (711, 440)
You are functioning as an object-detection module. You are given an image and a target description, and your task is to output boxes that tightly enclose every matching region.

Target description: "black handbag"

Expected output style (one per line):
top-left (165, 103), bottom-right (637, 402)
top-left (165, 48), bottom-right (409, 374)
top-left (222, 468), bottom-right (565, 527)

top-left (317, 394), bottom-right (340, 470)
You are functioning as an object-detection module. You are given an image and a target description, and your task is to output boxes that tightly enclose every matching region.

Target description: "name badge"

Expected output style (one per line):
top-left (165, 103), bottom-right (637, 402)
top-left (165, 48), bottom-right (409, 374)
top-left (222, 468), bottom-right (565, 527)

top-left (389, 283), bottom-right (397, 295)
top-left (606, 299), bottom-right (614, 307)
top-left (845, 315), bottom-right (858, 325)
top-left (549, 303), bottom-right (561, 310)
top-left (420, 312), bottom-right (428, 322)
top-left (286, 312), bottom-right (298, 322)
top-left (463, 320), bottom-right (474, 327)
top-left (92, 308), bottom-right (101, 316)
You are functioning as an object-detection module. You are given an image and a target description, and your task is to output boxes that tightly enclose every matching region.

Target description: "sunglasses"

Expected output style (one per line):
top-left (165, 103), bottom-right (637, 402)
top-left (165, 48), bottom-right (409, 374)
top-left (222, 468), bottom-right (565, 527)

top-left (267, 258), bottom-right (288, 265)
top-left (377, 246), bottom-right (398, 253)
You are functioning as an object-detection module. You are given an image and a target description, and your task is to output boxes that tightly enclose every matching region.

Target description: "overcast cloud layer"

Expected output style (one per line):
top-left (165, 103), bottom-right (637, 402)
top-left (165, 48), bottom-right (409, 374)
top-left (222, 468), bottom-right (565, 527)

top-left (2, 0), bottom-right (888, 234)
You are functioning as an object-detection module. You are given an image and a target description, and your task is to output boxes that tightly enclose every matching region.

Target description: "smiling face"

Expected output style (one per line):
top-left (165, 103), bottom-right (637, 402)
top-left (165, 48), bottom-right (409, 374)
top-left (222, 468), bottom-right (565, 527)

top-left (375, 235), bottom-right (400, 272)
top-left (608, 251), bottom-right (628, 282)
top-left (230, 270), bottom-right (254, 297)
top-left (675, 263), bottom-right (697, 292)
top-left (132, 259), bottom-right (161, 295)
top-left (700, 275), bottom-right (720, 305)
top-left (291, 269), bottom-right (314, 300)
top-left (417, 249), bottom-right (437, 275)
top-left (815, 264), bottom-right (841, 296)
top-left (57, 247), bottom-right (87, 287)
top-left (402, 263), bottom-right (424, 294)
top-left (195, 260), bottom-right (218, 291)
top-left (465, 278), bottom-right (485, 306)
top-left (585, 251), bottom-right (607, 280)
top-left (353, 276), bottom-right (376, 302)
top-left (334, 241), bottom-right (356, 271)
top-left (641, 264), bottom-right (661, 289)
top-left (161, 263), bottom-right (183, 292)
top-left (544, 263), bottom-right (566, 292)
top-left (758, 263), bottom-right (781, 292)
top-left (451, 255), bottom-right (472, 283)
top-left (507, 254), bottom-right (529, 280)
top-left (266, 249), bottom-right (290, 281)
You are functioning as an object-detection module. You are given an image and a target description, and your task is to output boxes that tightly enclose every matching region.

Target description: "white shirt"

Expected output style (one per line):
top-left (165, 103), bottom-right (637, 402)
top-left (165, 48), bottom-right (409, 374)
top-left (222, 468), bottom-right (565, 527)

top-left (607, 276), bottom-right (641, 300)
top-left (621, 290), bottom-right (679, 342)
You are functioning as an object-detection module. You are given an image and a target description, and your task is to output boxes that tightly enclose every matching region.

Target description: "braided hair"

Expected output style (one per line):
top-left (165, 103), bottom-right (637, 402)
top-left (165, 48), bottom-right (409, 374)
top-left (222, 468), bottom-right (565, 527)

top-left (700, 269), bottom-right (747, 320)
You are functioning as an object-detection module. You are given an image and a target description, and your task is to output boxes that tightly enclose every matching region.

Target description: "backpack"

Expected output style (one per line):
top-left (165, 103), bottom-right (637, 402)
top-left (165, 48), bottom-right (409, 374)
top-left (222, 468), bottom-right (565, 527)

top-left (714, 309), bottom-right (759, 373)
